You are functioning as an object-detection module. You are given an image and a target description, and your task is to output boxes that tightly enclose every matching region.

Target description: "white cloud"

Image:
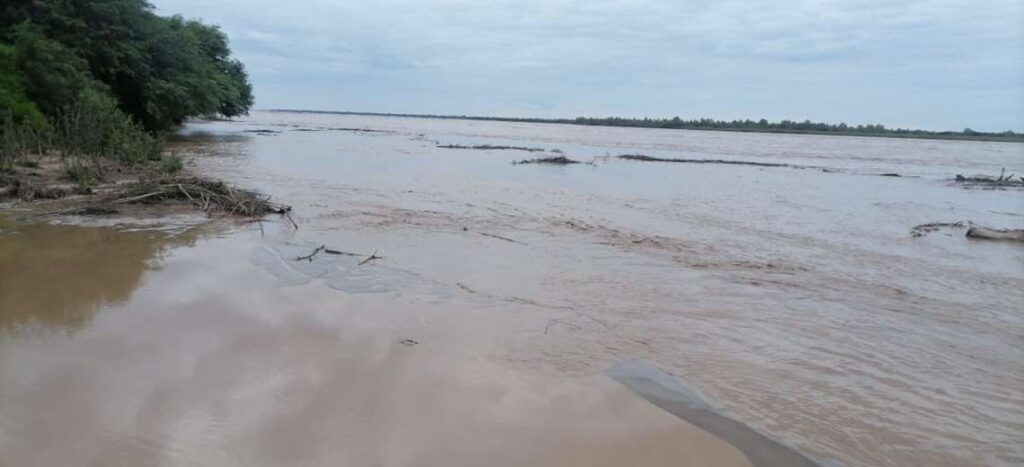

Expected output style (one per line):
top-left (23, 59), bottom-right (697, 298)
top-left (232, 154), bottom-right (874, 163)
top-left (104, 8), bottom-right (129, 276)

top-left (152, 0), bottom-right (1024, 130)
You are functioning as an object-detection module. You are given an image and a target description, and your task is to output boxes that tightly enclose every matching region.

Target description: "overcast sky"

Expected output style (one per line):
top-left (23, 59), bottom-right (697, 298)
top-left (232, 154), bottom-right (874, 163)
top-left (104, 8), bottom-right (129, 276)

top-left (152, 0), bottom-right (1023, 131)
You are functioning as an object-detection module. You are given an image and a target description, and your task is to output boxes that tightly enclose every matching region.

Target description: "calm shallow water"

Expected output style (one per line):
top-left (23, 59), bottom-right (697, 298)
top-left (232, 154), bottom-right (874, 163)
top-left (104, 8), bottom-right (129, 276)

top-left (1, 111), bottom-right (1022, 466)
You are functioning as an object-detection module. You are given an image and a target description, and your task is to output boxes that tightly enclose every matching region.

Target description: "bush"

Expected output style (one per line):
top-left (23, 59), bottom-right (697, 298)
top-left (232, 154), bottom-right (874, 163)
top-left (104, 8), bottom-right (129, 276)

top-left (0, 117), bottom-right (47, 170)
top-left (55, 89), bottom-right (163, 165)
top-left (64, 158), bottom-right (100, 187)
top-left (160, 153), bottom-right (183, 174)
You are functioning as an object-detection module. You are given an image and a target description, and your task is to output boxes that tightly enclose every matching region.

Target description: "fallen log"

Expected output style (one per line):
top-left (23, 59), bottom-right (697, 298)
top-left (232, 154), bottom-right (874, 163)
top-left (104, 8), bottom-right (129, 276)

top-left (954, 168), bottom-right (1023, 187)
top-left (966, 226), bottom-right (1024, 242)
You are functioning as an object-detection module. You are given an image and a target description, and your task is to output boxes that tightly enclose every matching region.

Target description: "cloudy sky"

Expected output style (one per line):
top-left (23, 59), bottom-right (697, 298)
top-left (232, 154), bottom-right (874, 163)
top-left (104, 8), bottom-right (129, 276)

top-left (152, 0), bottom-right (1023, 131)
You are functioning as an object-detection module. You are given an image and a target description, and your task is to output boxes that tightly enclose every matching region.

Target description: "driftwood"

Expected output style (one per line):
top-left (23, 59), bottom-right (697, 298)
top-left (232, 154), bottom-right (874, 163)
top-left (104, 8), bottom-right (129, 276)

top-left (113, 177), bottom-right (289, 215)
top-left (911, 221), bottom-right (1024, 242)
top-left (33, 177), bottom-right (292, 220)
top-left (954, 168), bottom-right (1023, 187)
top-left (284, 211), bottom-right (299, 230)
top-left (324, 248), bottom-right (361, 256)
top-left (438, 144), bottom-right (545, 152)
top-left (461, 226), bottom-right (529, 245)
top-left (294, 127), bottom-right (387, 133)
top-left (295, 245), bottom-right (378, 262)
top-left (326, 127), bottom-right (388, 133)
top-left (911, 221), bottom-right (966, 237)
top-left (296, 245), bottom-right (326, 262)
top-left (620, 154), bottom-right (793, 168)
top-left (358, 250), bottom-right (384, 266)
top-left (513, 156), bottom-right (581, 165)
top-left (966, 226), bottom-right (1024, 242)
top-left (478, 232), bottom-right (529, 245)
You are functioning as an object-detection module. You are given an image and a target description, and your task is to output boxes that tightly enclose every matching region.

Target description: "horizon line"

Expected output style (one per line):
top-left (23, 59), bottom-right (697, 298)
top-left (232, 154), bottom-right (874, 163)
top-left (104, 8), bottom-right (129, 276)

top-left (255, 108), bottom-right (1023, 139)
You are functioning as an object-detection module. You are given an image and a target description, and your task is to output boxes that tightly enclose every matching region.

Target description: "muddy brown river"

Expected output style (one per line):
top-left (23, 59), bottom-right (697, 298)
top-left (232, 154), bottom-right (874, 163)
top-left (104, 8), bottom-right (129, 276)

top-left (1, 111), bottom-right (1022, 466)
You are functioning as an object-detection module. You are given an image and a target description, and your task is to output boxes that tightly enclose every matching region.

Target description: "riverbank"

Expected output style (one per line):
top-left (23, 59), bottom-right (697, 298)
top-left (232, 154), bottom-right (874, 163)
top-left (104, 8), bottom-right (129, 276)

top-left (0, 154), bottom-right (289, 221)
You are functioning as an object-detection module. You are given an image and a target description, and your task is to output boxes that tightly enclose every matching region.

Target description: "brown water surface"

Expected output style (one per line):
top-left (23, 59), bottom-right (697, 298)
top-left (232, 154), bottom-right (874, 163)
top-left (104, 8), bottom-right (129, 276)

top-left (2, 111), bottom-right (1022, 466)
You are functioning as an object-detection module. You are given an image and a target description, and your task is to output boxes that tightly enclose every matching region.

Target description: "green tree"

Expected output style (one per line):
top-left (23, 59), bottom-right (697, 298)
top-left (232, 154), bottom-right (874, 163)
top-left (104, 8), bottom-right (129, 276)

top-left (0, 0), bottom-right (253, 132)
top-left (0, 44), bottom-right (46, 129)
top-left (13, 25), bottom-right (97, 116)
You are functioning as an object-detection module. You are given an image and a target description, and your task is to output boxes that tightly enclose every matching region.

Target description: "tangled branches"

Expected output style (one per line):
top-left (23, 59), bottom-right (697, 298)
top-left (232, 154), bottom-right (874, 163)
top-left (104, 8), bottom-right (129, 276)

top-left (37, 176), bottom-right (291, 219)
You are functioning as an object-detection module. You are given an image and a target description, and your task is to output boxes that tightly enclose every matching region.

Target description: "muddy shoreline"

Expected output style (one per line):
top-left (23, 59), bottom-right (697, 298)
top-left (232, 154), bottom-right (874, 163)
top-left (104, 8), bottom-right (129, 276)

top-left (0, 154), bottom-right (290, 222)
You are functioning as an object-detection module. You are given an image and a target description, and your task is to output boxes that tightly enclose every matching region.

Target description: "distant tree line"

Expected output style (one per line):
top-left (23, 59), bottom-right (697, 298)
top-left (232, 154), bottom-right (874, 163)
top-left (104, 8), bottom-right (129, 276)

top-left (569, 117), bottom-right (1020, 140)
top-left (280, 110), bottom-right (1023, 143)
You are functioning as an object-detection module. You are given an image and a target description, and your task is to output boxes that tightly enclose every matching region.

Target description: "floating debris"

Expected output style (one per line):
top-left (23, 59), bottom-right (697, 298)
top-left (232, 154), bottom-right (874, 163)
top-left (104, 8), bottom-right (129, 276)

top-left (966, 225), bottom-right (1024, 242)
top-left (954, 168), bottom-right (1022, 188)
top-left (619, 154), bottom-right (791, 168)
top-left (40, 177), bottom-right (291, 218)
top-left (513, 156), bottom-right (581, 165)
top-left (911, 221), bottom-right (966, 237)
top-left (438, 144), bottom-right (545, 152)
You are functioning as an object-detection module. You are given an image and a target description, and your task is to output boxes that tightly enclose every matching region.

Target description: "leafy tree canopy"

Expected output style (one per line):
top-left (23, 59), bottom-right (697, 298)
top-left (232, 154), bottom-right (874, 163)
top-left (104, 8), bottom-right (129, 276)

top-left (0, 0), bottom-right (252, 132)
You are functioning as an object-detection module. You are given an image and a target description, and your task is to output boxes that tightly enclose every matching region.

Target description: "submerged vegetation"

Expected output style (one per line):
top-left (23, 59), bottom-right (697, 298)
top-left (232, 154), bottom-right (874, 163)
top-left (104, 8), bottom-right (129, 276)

top-left (0, 0), bottom-right (252, 178)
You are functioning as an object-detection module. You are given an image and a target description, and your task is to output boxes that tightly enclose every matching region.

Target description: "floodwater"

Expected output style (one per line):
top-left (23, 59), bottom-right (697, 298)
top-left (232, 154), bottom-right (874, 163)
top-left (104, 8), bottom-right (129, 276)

top-left (1, 111), bottom-right (1022, 466)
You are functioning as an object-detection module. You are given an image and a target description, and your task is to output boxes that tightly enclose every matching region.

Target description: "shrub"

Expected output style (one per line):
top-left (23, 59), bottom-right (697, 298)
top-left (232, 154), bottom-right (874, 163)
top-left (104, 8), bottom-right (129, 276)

top-left (55, 89), bottom-right (163, 165)
top-left (160, 153), bottom-right (184, 174)
top-left (64, 158), bottom-right (100, 187)
top-left (0, 117), bottom-right (45, 170)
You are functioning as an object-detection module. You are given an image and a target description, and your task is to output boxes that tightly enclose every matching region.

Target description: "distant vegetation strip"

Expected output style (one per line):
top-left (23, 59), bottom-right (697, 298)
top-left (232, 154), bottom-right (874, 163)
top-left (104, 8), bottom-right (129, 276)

top-left (269, 109), bottom-right (1024, 143)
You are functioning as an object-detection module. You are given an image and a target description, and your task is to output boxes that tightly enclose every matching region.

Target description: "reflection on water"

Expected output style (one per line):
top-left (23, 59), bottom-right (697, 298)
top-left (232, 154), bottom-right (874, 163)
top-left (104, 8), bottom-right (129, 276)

top-left (0, 225), bottom-right (755, 467)
top-left (178, 111), bottom-right (1022, 467)
top-left (0, 219), bottom-right (198, 334)
top-left (1, 112), bottom-right (1022, 467)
